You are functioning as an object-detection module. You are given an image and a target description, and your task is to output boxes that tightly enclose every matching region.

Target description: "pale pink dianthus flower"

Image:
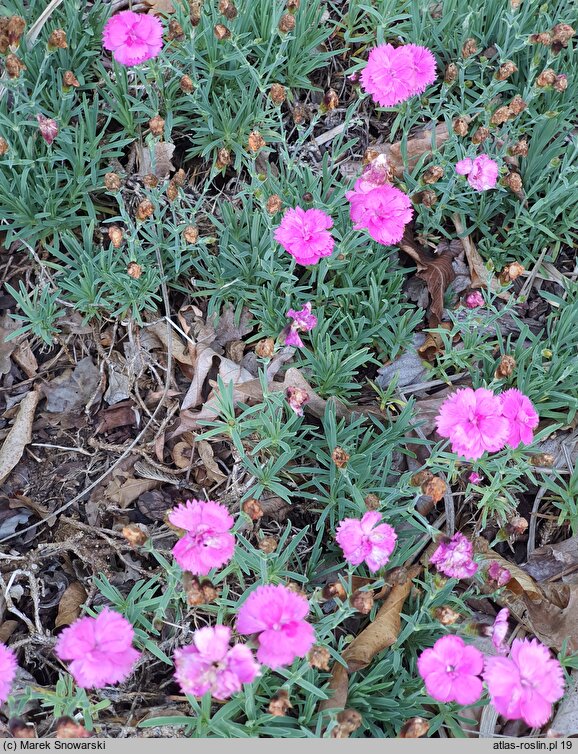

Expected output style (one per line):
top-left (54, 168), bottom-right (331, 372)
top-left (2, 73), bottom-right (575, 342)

top-left (456, 154), bottom-right (499, 191)
top-left (430, 532), bottom-right (478, 579)
top-left (55, 608), bottom-right (140, 688)
top-left (484, 638), bottom-right (565, 727)
top-left (335, 511), bottom-right (397, 572)
top-left (500, 388), bottom-right (539, 448)
top-left (103, 10), bottom-right (163, 66)
top-left (286, 386), bottom-right (309, 416)
top-left (169, 499), bottom-right (235, 576)
top-left (0, 644), bottom-right (17, 704)
top-left (488, 608), bottom-right (510, 654)
top-left (436, 387), bottom-right (510, 460)
top-left (418, 635), bottom-right (484, 705)
top-left (236, 584), bottom-right (315, 669)
top-left (346, 181), bottom-right (413, 246)
top-left (274, 207), bottom-right (334, 265)
top-left (284, 302), bottom-right (317, 348)
top-left (174, 626), bottom-right (259, 700)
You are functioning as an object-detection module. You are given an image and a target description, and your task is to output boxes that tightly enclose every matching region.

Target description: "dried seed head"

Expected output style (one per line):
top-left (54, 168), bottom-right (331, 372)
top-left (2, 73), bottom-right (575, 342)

top-left (48, 29), bottom-right (67, 49)
top-left (107, 226), bottom-right (124, 248)
top-left (216, 146), bottom-right (232, 169)
top-left (509, 137), bottom-right (529, 157)
top-left (321, 88), bottom-right (339, 112)
top-left (292, 103), bottom-right (307, 124)
top-left (122, 523), bottom-right (149, 547)
top-left (422, 165), bottom-right (444, 184)
top-left (148, 114), bottom-right (165, 137)
top-left (444, 62), bottom-right (458, 83)
top-left (490, 105), bottom-right (511, 126)
top-left (219, 0), bottom-right (238, 20)
top-left (63, 70), bottom-right (79, 88)
top-left (472, 126), bottom-right (490, 144)
top-left (214, 23), bottom-right (230, 40)
top-left (452, 117), bottom-right (469, 136)
top-left (322, 581), bottom-right (347, 602)
top-left (554, 74), bottom-right (568, 92)
top-left (104, 172), bottom-right (122, 192)
top-left (55, 718), bottom-right (91, 739)
top-left (308, 645), bottom-right (331, 671)
top-left (536, 68), bottom-right (557, 88)
top-left (350, 590), bottom-right (374, 615)
top-left (506, 515), bottom-right (528, 537)
top-left (248, 130), bottom-right (266, 153)
top-left (422, 475), bottom-right (446, 504)
top-left (183, 225), bottom-right (199, 244)
top-left (503, 171), bottom-right (523, 193)
top-left (551, 23), bottom-right (575, 47)
top-left (258, 535), bottom-right (278, 554)
top-left (136, 199), bottom-right (155, 221)
top-left (416, 189), bottom-right (437, 207)
top-left (331, 710), bottom-right (363, 739)
top-left (142, 173), bottom-right (159, 189)
top-left (508, 94), bottom-right (527, 115)
top-left (9, 720), bottom-right (36, 739)
top-left (434, 605), bottom-right (461, 626)
top-left (499, 261), bottom-right (525, 283)
top-left (495, 354), bottom-right (516, 379)
top-left (364, 493), bottom-right (380, 510)
top-left (399, 718), bottom-right (430, 739)
top-left (331, 446), bottom-right (350, 468)
top-left (173, 168), bottom-right (186, 187)
top-left (530, 452), bottom-right (555, 468)
top-left (0, 137), bottom-right (8, 156)
top-left (127, 261), bottom-right (143, 279)
top-left (461, 38), bottom-right (478, 58)
top-left (266, 194), bottom-right (283, 215)
top-left (180, 74), bottom-right (195, 93)
top-left (287, 0), bottom-right (300, 11)
top-left (5, 53), bottom-right (25, 78)
top-left (255, 337), bottom-right (275, 358)
top-left (410, 470), bottom-right (434, 487)
top-left (495, 60), bottom-right (518, 80)
top-left (184, 573), bottom-right (218, 606)
top-left (7, 16), bottom-right (26, 46)
top-left (166, 181), bottom-right (179, 202)
top-left (189, 0), bottom-right (203, 25)
top-left (278, 13), bottom-right (296, 33)
top-left (167, 19), bottom-right (184, 41)
top-left (242, 498), bottom-right (263, 520)
top-left (269, 83), bottom-right (286, 105)
top-left (529, 31), bottom-right (553, 45)
top-left (269, 690), bottom-right (292, 717)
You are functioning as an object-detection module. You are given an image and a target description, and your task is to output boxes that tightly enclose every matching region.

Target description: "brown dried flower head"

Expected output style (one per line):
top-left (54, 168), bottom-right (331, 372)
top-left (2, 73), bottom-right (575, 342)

top-left (214, 23), bottom-right (231, 41)
top-left (503, 171), bottom-right (523, 193)
top-left (434, 605), bottom-right (461, 626)
top-left (142, 173), bottom-right (159, 189)
top-left (122, 523), bottom-right (149, 547)
top-left (5, 53), bottom-right (25, 78)
top-left (136, 199), bottom-right (154, 221)
top-left (9, 719), bottom-right (36, 739)
top-left (417, 189), bottom-right (437, 207)
top-left (551, 23), bottom-right (575, 47)
top-left (107, 226), bottom-right (124, 248)
top-left (444, 62), bottom-right (458, 83)
top-left (331, 446), bottom-right (350, 468)
top-left (55, 718), bottom-right (92, 739)
top-left (258, 535), bottom-right (278, 554)
top-left (167, 19), bottom-right (184, 41)
top-left (410, 470), bottom-right (434, 487)
top-left (255, 337), bottom-right (275, 358)
top-left (127, 261), bottom-right (143, 279)
top-left (248, 130), bottom-right (266, 153)
top-left (7, 16), bottom-right (26, 46)
top-left (173, 168), bottom-right (186, 187)
top-left (490, 105), bottom-right (512, 126)
top-left (331, 709), bottom-right (363, 739)
top-left (279, 13), bottom-right (296, 33)
top-left (269, 83), bottom-right (286, 105)
top-left (287, 0), bottom-right (300, 11)
top-left (183, 573), bottom-right (218, 606)
top-left (166, 181), bottom-right (179, 202)
top-left (189, 0), bottom-right (203, 26)
top-left (509, 137), bottom-right (529, 157)
top-left (350, 589), bottom-right (374, 615)
top-left (219, 0), bottom-right (238, 20)
top-left (104, 172), bottom-right (122, 192)
top-left (48, 29), bottom-right (67, 49)
top-left (183, 225), bottom-right (199, 244)
top-left (63, 70), bottom-right (80, 89)
top-left (216, 146), bottom-right (232, 169)
top-left (495, 61), bottom-right (518, 80)
top-left (529, 31), bottom-right (552, 46)
top-left (554, 74), bottom-right (568, 92)
top-left (399, 717), bottom-right (430, 739)
top-left (149, 114), bottom-right (165, 137)
top-left (495, 354), bottom-right (516, 379)
top-left (180, 74), bottom-right (195, 93)
top-left (422, 165), bottom-right (444, 184)
top-left (364, 493), bottom-right (380, 510)
top-left (461, 38), bottom-right (478, 58)
top-left (0, 34), bottom-right (9, 55)
top-left (499, 261), bottom-right (525, 283)
top-left (321, 88), bottom-right (339, 112)
top-left (422, 475), bottom-right (446, 504)
top-left (508, 95), bottom-right (527, 115)
top-left (452, 117), bottom-right (469, 136)
top-left (292, 103), bottom-right (307, 124)
top-left (269, 690), bottom-right (293, 717)
top-left (322, 581), bottom-right (347, 602)
top-left (266, 194), bottom-right (283, 215)
top-left (308, 645), bottom-right (331, 671)
top-left (530, 453), bottom-right (555, 468)
top-left (471, 126), bottom-right (490, 144)
top-left (506, 516), bottom-right (528, 537)
top-left (242, 498), bottom-right (263, 520)
top-left (0, 137), bottom-right (8, 156)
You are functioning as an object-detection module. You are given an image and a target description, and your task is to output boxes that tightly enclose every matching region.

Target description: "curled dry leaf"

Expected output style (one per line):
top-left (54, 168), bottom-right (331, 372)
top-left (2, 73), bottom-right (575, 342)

top-left (452, 214), bottom-right (507, 298)
top-left (369, 123), bottom-right (451, 178)
top-left (0, 389), bottom-right (41, 485)
top-left (196, 439), bottom-right (227, 483)
top-left (54, 582), bottom-right (87, 629)
top-left (135, 141), bottom-right (176, 179)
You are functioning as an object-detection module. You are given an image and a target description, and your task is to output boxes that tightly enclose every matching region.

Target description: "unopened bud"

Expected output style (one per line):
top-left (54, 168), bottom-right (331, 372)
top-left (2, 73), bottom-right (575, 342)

top-left (48, 29), bottom-right (67, 49)
top-left (509, 138), bottom-right (529, 157)
top-left (104, 172), bottom-right (122, 192)
top-left (36, 114), bottom-right (58, 145)
top-left (269, 690), bottom-right (292, 716)
top-left (508, 95), bottom-right (527, 115)
top-left (364, 493), bottom-right (380, 510)
top-left (399, 718), bottom-right (429, 739)
top-left (269, 83), bottom-right (286, 105)
top-left (219, 0), bottom-right (238, 19)
top-left (321, 88), bottom-right (339, 112)
top-left (490, 105), bottom-right (511, 126)
top-left (108, 226), bottom-right (124, 248)
top-left (180, 74), bottom-right (195, 93)
top-left (149, 115), bottom-right (165, 137)
top-left (495, 354), bottom-right (516, 379)
top-left (461, 38), bottom-right (478, 58)
top-left (242, 498), bottom-right (263, 520)
top-left (434, 605), bottom-right (461, 625)
top-left (444, 62), bottom-right (458, 83)
top-left (63, 70), bottom-right (79, 89)
top-left (452, 117), bottom-right (468, 136)
top-left (258, 535), bottom-right (277, 554)
top-left (503, 171), bottom-right (523, 193)
top-left (499, 261), bottom-right (525, 284)
top-left (214, 23), bottom-right (231, 40)
top-left (216, 147), bottom-right (232, 169)
top-left (266, 194), bottom-right (283, 215)
top-left (331, 710), bottom-right (362, 739)
top-left (0, 137), bottom-right (8, 156)
top-left (5, 53), bottom-right (25, 78)
top-left (554, 74), bottom-right (568, 92)
top-left (183, 226), bottom-right (199, 244)
top-left (331, 446), bottom-right (350, 468)
top-left (279, 13), bottom-right (296, 33)
top-left (136, 199), bottom-right (154, 221)
top-left (422, 165), bottom-right (444, 184)
top-left (55, 718), bottom-right (91, 739)
top-left (122, 523), bottom-right (148, 547)
top-left (350, 590), bottom-right (374, 614)
top-left (248, 130), bottom-right (265, 153)
top-left (495, 61), bottom-right (517, 80)
top-left (308, 645), bottom-right (330, 671)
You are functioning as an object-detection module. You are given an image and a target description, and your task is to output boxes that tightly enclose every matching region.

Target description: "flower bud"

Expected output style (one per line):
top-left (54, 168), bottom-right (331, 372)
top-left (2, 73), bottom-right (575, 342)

top-left (255, 337), bottom-right (275, 358)
top-left (104, 172), bottom-right (122, 191)
top-left (108, 226), bottom-right (124, 248)
top-left (422, 165), bottom-right (444, 184)
top-left (331, 710), bottom-right (362, 739)
top-left (444, 62), bottom-right (458, 83)
top-left (399, 718), bottom-right (429, 739)
top-left (63, 70), bottom-right (80, 89)
top-left (508, 95), bottom-right (527, 115)
top-left (331, 446), bottom-right (350, 468)
top-left (503, 171), bottom-right (523, 193)
top-left (452, 117), bottom-right (468, 136)
top-left (0, 137), bottom-right (8, 156)
top-left (258, 535), bottom-right (278, 554)
top-left (266, 194), bottom-right (283, 215)
top-left (350, 590), bottom-right (374, 615)
top-left (495, 60), bottom-right (517, 80)
top-left (364, 493), bottom-right (380, 510)
top-left (248, 130), bottom-right (265, 153)
top-left (308, 645), bottom-right (330, 671)
top-left (509, 137), bottom-right (529, 157)
top-left (180, 74), bottom-right (195, 93)
top-left (471, 126), bottom-right (490, 144)
top-left (434, 605), bottom-right (461, 625)
top-left (554, 74), bottom-right (568, 92)
top-left (48, 29), bottom-right (67, 49)
top-left (148, 115), bottom-right (165, 137)
top-left (183, 226), bottom-right (199, 244)
top-left (127, 261), bottom-right (143, 279)
top-left (490, 105), bottom-right (511, 126)
top-left (122, 523), bottom-right (148, 547)
top-left (214, 23), bottom-right (230, 40)
top-left (279, 13), bottom-right (296, 33)
top-left (136, 199), bottom-right (154, 221)
top-left (461, 38), bottom-right (478, 58)
top-left (167, 19), bottom-right (184, 41)
top-left (219, 0), bottom-right (238, 19)
top-left (5, 53), bottom-right (25, 78)
top-left (269, 83), bottom-right (286, 105)
top-left (495, 354), bottom-right (516, 379)
top-left (465, 290), bottom-right (484, 308)
top-left (36, 114), bottom-right (58, 144)
top-left (499, 261), bottom-right (525, 284)
top-left (269, 690), bottom-right (292, 716)
top-left (216, 146), bottom-right (232, 169)
top-left (242, 498), bottom-right (263, 520)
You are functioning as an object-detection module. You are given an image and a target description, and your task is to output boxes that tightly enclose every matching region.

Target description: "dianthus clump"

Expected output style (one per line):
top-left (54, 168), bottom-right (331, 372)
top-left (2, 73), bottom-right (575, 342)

top-left (169, 499), bottom-right (235, 575)
top-left (274, 207), bottom-right (334, 265)
top-left (335, 511), bottom-right (397, 572)
top-left (55, 608), bottom-right (140, 688)
top-left (455, 154), bottom-right (499, 191)
top-left (102, 11), bottom-right (163, 66)
top-left (0, 644), bottom-right (17, 704)
top-left (174, 626), bottom-right (259, 700)
top-left (360, 43), bottom-right (436, 107)
top-left (418, 635), bottom-right (484, 705)
top-left (430, 532), bottom-right (478, 579)
top-left (236, 584), bottom-right (315, 669)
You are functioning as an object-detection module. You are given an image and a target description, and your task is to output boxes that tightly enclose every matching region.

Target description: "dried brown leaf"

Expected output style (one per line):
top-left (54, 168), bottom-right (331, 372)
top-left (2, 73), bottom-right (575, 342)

top-left (104, 470), bottom-right (159, 508)
top-left (0, 389), bottom-right (41, 484)
top-left (135, 141), bottom-right (175, 179)
top-left (196, 439), bottom-right (227, 483)
top-left (54, 582), bottom-right (87, 629)
top-left (452, 214), bottom-right (507, 298)
top-left (372, 123), bottom-right (450, 178)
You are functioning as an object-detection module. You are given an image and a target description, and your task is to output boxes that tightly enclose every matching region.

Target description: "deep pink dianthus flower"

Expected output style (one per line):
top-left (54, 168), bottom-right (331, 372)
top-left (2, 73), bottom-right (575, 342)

top-left (0, 644), bottom-right (17, 704)
top-left (435, 387), bottom-right (510, 460)
top-left (404, 44), bottom-right (437, 94)
top-left (361, 43), bottom-right (436, 107)
top-left (487, 561), bottom-right (511, 588)
top-left (456, 154), bottom-right (499, 191)
top-left (484, 638), bottom-right (565, 727)
top-left (489, 608), bottom-right (510, 654)
top-left (174, 626), bottom-right (259, 700)
top-left (236, 584), bottom-right (315, 669)
top-left (169, 499), bottom-right (235, 576)
top-left (274, 207), bottom-right (334, 265)
top-left (103, 11), bottom-right (163, 66)
top-left (284, 302), bottom-right (317, 347)
top-left (346, 181), bottom-right (413, 246)
top-left (499, 388), bottom-right (539, 448)
top-left (465, 290), bottom-right (484, 309)
top-left (335, 511), bottom-right (397, 572)
top-left (418, 634), bottom-right (484, 705)
top-left (430, 532), bottom-right (478, 579)
top-left (55, 608), bottom-right (140, 688)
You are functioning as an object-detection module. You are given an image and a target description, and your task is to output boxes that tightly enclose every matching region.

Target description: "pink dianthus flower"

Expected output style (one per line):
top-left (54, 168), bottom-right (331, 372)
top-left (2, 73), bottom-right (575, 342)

top-left (430, 532), bottom-right (478, 579)
top-left (489, 608), bottom-right (510, 654)
top-left (0, 644), bottom-right (17, 704)
top-left (361, 43), bottom-right (436, 107)
top-left (335, 511), bottom-right (397, 572)
top-left (456, 154), bottom-right (499, 191)
top-left (174, 626), bottom-right (259, 700)
top-left (169, 499), bottom-right (235, 576)
top-left (55, 608), bottom-right (140, 688)
top-left (465, 290), bottom-right (484, 308)
top-left (274, 207), bottom-right (334, 265)
top-left (103, 11), bottom-right (163, 66)
top-left (484, 638), bottom-right (565, 727)
top-left (469, 471), bottom-right (482, 485)
top-left (418, 635), bottom-right (484, 705)
top-left (500, 388), bottom-right (539, 448)
top-left (346, 181), bottom-right (413, 246)
top-left (284, 302), bottom-right (317, 347)
top-left (236, 584), bottom-right (315, 669)
top-left (487, 561), bottom-right (511, 588)
top-left (36, 115), bottom-right (58, 146)
top-left (405, 44), bottom-right (437, 94)
top-left (435, 387), bottom-right (510, 460)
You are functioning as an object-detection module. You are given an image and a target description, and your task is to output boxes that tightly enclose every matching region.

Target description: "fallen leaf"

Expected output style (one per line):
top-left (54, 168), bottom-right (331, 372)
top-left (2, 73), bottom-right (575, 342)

top-left (135, 141), bottom-right (175, 179)
top-left (0, 390), bottom-right (41, 485)
top-left (417, 323), bottom-right (453, 362)
top-left (42, 357), bottom-right (101, 414)
top-left (54, 582), bottom-right (87, 629)
top-left (12, 340), bottom-right (38, 378)
top-left (550, 671), bottom-right (578, 736)
top-left (211, 303), bottom-right (254, 347)
top-left (104, 470), bottom-right (159, 508)
top-left (523, 536), bottom-right (578, 582)
top-left (181, 345), bottom-right (253, 411)
top-left (147, 320), bottom-right (193, 366)
top-left (104, 359), bottom-right (132, 405)
top-left (376, 334), bottom-right (427, 390)
top-left (95, 402), bottom-right (138, 434)
top-left (372, 123), bottom-right (450, 178)
top-left (0, 315), bottom-right (18, 375)
top-left (144, 0), bottom-right (175, 14)
top-left (452, 214), bottom-right (508, 299)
